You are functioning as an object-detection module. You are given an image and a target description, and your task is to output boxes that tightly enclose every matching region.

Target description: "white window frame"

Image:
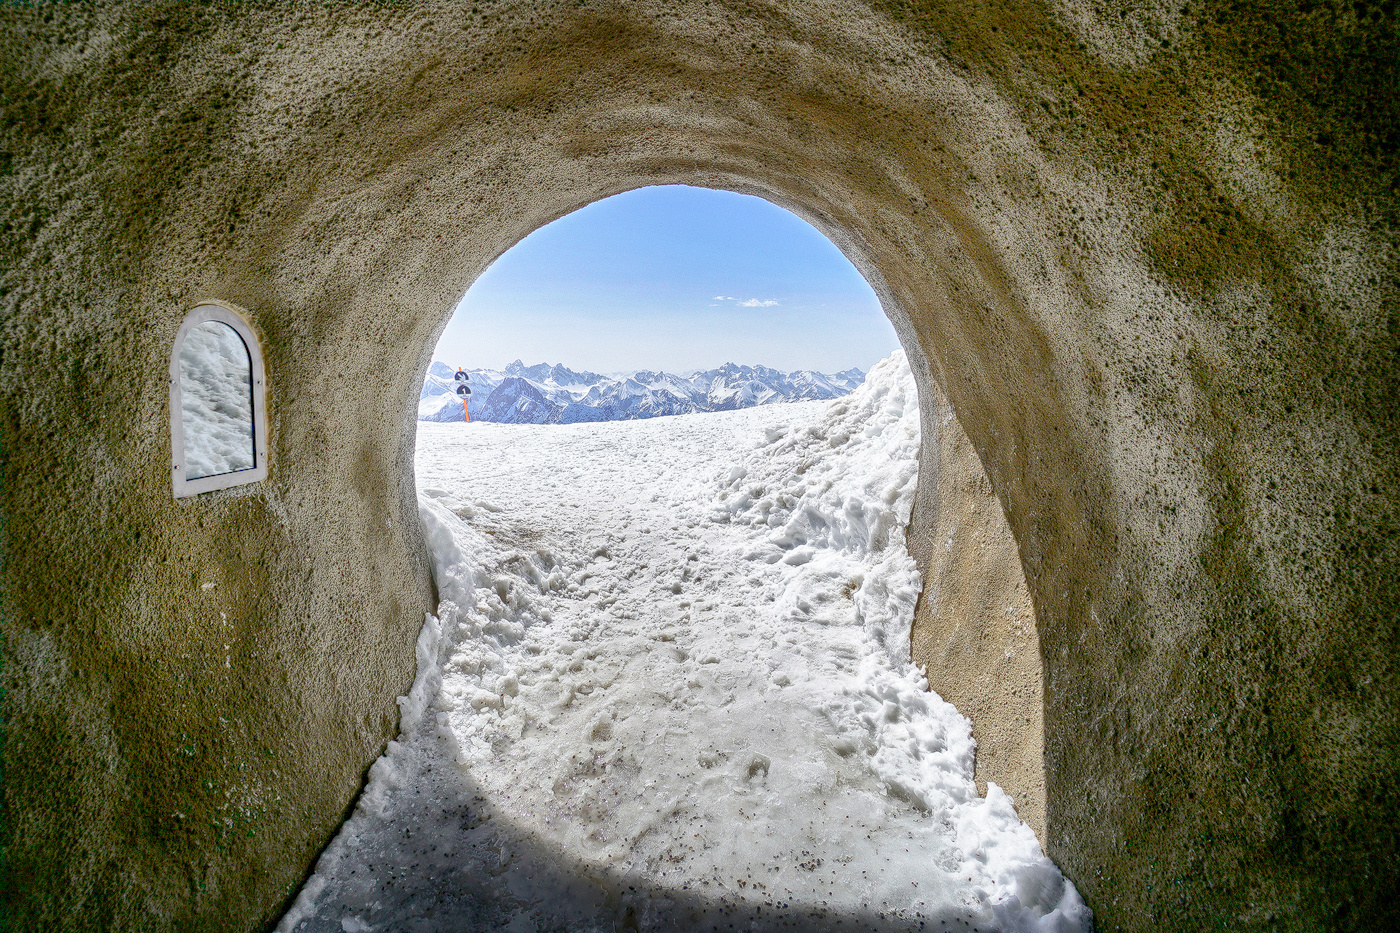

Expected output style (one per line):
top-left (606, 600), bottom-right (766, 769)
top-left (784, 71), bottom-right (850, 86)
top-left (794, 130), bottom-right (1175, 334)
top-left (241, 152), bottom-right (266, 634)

top-left (169, 301), bottom-right (269, 498)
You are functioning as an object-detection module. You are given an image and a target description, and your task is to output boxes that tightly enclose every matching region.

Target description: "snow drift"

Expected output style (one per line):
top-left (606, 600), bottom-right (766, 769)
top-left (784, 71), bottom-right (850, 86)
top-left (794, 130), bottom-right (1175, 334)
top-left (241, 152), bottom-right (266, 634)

top-left (279, 352), bottom-right (1091, 933)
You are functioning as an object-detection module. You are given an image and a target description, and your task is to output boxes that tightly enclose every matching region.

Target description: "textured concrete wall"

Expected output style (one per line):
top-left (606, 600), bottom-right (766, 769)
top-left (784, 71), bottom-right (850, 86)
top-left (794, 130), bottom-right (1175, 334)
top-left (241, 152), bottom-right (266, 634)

top-left (1, 2), bottom-right (1395, 931)
top-left (907, 384), bottom-right (1045, 841)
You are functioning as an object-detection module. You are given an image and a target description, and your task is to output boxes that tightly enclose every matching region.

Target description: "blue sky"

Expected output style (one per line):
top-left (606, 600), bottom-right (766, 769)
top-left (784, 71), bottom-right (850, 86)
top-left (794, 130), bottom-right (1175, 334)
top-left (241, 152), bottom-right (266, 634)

top-left (432, 185), bottom-right (900, 374)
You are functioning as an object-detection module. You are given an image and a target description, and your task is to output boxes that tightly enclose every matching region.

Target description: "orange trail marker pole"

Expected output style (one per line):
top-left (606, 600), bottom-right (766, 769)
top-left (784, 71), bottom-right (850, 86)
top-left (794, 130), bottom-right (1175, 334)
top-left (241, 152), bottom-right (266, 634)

top-left (457, 367), bottom-right (471, 422)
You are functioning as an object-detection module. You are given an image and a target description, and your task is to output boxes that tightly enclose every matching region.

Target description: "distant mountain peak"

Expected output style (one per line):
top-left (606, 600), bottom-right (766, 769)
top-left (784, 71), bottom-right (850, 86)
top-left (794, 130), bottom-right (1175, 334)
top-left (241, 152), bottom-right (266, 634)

top-left (420, 360), bottom-right (872, 425)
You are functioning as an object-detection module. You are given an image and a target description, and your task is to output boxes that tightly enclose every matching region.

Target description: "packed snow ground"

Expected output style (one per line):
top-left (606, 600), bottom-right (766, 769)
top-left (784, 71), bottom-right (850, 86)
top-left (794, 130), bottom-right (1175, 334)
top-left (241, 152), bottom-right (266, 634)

top-left (278, 353), bottom-right (1091, 933)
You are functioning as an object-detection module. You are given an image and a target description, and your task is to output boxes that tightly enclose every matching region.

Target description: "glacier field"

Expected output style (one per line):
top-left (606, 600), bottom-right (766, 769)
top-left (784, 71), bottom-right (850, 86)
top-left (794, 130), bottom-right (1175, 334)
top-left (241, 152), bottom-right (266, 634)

top-left (278, 352), bottom-right (1092, 933)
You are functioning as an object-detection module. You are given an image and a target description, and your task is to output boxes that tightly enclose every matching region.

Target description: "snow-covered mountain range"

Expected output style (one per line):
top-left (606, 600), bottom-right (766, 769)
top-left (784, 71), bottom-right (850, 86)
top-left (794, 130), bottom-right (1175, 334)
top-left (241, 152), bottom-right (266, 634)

top-left (418, 360), bottom-right (866, 424)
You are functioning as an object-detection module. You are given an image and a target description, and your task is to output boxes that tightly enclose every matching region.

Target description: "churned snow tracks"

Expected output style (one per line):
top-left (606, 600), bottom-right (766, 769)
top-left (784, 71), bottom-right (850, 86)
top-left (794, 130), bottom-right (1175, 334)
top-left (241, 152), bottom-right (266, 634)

top-left (277, 353), bottom-right (1091, 933)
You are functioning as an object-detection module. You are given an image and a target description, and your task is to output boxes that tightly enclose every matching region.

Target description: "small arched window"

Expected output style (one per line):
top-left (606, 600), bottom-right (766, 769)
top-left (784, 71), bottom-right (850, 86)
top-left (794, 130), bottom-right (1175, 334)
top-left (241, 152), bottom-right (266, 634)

top-left (169, 302), bottom-right (268, 497)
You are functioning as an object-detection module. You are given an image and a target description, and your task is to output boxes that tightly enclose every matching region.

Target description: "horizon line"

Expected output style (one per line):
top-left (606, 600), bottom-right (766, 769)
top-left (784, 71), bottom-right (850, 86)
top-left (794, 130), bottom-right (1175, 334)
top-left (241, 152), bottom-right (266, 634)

top-left (428, 358), bottom-right (871, 378)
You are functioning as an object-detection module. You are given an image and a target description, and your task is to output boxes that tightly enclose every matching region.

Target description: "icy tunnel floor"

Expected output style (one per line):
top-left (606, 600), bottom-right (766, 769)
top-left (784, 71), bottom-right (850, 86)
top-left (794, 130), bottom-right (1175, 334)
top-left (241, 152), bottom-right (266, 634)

top-left (277, 353), bottom-right (1091, 933)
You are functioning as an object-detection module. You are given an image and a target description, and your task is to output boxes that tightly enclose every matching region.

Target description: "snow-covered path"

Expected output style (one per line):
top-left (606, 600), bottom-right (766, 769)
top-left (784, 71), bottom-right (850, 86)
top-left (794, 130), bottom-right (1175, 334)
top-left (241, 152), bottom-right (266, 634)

top-left (277, 354), bottom-right (1090, 933)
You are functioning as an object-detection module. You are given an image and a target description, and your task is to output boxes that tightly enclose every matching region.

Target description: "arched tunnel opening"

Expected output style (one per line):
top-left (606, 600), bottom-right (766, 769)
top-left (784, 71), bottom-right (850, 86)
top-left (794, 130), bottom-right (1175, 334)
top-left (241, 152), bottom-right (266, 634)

top-left (269, 186), bottom-right (1062, 930)
top-left (3, 5), bottom-right (1396, 933)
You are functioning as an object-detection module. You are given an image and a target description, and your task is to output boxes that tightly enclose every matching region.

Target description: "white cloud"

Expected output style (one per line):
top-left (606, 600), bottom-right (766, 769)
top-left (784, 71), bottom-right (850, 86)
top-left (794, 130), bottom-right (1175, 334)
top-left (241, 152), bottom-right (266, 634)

top-left (711, 295), bottom-right (779, 307)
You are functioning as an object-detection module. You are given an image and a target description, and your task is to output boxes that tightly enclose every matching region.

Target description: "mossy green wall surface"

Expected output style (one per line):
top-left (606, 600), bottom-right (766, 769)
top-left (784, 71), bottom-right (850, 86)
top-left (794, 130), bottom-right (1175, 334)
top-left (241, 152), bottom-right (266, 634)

top-left (1, 2), bottom-right (1395, 931)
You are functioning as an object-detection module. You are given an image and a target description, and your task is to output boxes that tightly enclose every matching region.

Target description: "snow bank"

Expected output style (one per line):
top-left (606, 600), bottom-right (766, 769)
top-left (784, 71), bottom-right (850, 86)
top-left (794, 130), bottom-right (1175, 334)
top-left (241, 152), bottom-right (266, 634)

top-left (278, 352), bottom-right (1091, 933)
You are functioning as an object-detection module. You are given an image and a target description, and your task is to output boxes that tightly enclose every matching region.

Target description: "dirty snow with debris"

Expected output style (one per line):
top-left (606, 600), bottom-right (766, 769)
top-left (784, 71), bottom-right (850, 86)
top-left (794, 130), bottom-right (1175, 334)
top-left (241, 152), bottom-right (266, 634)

top-left (276, 352), bottom-right (1091, 933)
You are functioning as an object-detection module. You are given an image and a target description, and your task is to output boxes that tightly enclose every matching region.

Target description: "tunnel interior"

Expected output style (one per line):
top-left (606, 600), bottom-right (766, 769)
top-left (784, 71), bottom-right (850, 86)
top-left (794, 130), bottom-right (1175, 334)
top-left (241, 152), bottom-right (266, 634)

top-left (2, 3), bottom-right (1396, 932)
top-left (288, 181), bottom-right (1053, 927)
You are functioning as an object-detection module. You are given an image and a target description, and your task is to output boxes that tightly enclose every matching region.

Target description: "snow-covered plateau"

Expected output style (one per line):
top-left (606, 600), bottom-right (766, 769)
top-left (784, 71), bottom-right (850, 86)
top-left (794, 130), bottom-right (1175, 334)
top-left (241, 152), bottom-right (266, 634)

top-left (280, 352), bottom-right (1091, 933)
top-left (418, 359), bottom-right (865, 424)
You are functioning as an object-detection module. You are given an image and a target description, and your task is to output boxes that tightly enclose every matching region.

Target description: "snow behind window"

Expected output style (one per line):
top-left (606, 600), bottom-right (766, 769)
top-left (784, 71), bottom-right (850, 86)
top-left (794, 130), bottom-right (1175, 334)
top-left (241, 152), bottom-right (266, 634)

top-left (278, 352), bottom-right (1091, 933)
top-left (178, 321), bottom-right (254, 478)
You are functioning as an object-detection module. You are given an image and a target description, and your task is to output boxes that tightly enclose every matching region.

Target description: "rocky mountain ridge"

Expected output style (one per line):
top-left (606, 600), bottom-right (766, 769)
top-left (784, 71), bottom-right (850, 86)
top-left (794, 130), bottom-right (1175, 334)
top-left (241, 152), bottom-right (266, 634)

top-left (419, 359), bottom-right (865, 424)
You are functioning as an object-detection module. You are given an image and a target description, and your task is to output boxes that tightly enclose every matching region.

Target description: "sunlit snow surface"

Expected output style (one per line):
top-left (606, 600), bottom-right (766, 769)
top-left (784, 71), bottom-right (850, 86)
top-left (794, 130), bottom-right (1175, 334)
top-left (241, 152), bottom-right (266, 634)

top-left (278, 352), bottom-right (1091, 933)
